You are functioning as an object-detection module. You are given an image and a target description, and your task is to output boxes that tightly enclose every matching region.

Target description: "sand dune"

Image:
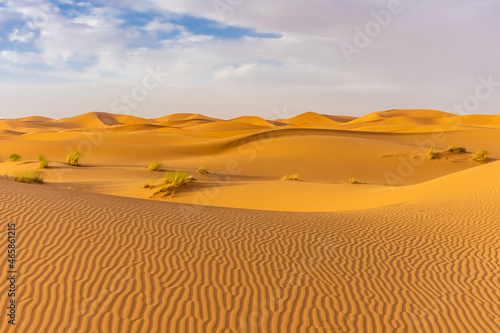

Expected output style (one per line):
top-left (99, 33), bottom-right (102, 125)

top-left (106, 124), bottom-right (167, 132)
top-left (229, 116), bottom-right (274, 127)
top-left (155, 113), bottom-right (220, 123)
top-left (0, 119), bottom-right (56, 131)
top-left (187, 121), bottom-right (270, 133)
top-left (18, 116), bottom-right (55, 122)
top-left (60, 112), bottom-right (122, 128)
top-left (1, 109), bottom-right (499, 332)
top-left (0, 163), bottom-right (499, 332)
top-left (4, 109), bottom-right (500, 136)
top-left (0, 129), bottom-right (25, 136)
top-left (285, 111), bottom-right (342, 126)
top-left (322, 115), bottom-right (357, 123)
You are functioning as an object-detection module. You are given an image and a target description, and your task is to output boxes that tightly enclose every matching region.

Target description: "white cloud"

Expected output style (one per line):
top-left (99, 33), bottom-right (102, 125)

top-left (8, 28), bottom-right (35, 42)
top-left (1, 0), bottom-right (500, 119)
top-left (0, 50), bottom-right (39, 63)
top-left (143, 19), bottom-right (183, 33)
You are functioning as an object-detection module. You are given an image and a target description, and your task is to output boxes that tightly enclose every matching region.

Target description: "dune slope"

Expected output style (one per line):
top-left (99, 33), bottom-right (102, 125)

top-left (0, 169), bottom-right (499, 332)
top-left (1, 110), bottom-right (500, 332)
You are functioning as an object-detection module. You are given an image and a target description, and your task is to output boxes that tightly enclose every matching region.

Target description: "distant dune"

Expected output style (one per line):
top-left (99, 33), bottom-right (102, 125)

top-left (1, 109), bottom-right (500, 332)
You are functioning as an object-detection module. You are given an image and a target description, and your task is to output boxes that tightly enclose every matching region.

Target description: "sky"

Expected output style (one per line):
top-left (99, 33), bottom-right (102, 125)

top-left (0, 0), bottom-right (499, 120)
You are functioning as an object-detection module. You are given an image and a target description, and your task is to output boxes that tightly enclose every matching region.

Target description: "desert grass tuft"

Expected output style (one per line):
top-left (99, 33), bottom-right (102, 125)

top-left (197, 166), bottom-right (209, 175)
top-left (148, 161), bottom-right (162, 172)
top-left (164, 171), bottom-right (191, 186)
top-left (143, 179), bottom-right (156, 189)
top-left (471, 150), bottom-right (489, 164)
top-left (426, 147), bottom-right (437, 159)
top-left (14, 171), bottom-right (44, 184)
top-left (66, 151), bottom-right (82, 166)
top-left (446, 145), bottom-right (466, 154)
top-left (348, 178), bottom-right (359, 184)
top-left (38, 155), bottom-right (47, 161)
top-left (154, 184), bottom-right (176, 197)
top-left (39, 160), bottom-right (49, 169)
top-left (8, 154), bottom-right (20, 162)
top-left (151, 171), bottom-right (192, 197)
top-left (281, 174), bottom-right (300, 181)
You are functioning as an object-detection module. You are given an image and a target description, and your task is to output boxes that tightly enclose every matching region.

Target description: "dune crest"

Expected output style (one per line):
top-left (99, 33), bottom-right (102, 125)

top-left (285, 111), bottom-right (342, 125)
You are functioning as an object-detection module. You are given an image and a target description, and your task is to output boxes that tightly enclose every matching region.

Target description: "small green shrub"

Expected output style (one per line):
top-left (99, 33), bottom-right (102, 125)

top-left (348, 178), bottom-right (359, 184)
top-left (14, 171), bottom-right (44, 184)
top-left (281, 174), bottom-right (300, 181)
top-left (148, 161), bottom-right (162, 172)
top-left (66, 151), bottom-right (82, 166)
top-left (471, 150), bottom-right (488, 164)
top-left (197, 166), bottom-right (209, 175)
top-left (164, 171), bottom-right (191, 186)
top-left (39, 160), bottom-right (49, 169)
top-left (155, 184), bottom-right (176, 197)
top-left (143, 179), bottom-right (156, 189)
top-left (447, 145), bottom-right (466, 154)
top-left (38, 155), bottom-right (47, 161)
top-left (8, 154), bottom-right (20, 162)
top-left (427, 147), bottom-right (437, 160)
top-left (152, 171), bottom-right (192, 197)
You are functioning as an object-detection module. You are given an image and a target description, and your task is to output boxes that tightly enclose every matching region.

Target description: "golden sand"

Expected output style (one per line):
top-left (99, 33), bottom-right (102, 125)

top-left (0, 109), bottom-right (499, 332)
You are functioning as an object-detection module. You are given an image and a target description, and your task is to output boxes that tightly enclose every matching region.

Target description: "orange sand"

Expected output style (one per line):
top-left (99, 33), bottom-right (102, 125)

top-left (0, 109), bottom-right (499, 332)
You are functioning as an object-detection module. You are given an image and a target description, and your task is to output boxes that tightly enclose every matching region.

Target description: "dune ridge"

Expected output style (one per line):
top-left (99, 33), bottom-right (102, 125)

top-left (1, 109), bottom-right (500, 332)
top-left (2, 109), bottom-right (500, 135)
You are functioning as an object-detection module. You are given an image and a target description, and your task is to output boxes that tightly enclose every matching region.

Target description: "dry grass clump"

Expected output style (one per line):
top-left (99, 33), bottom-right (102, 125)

top-left (348, 178), bottom-right (359, 184)
top-left (8, 154), bottom-right (20, 162)
top-left (148, 161), bottom-right (162, 172)
top-left (39, 160), bottom-right (49, 169)
top-left (151, 171), bottom-right (193, 198)
top-left (38, 155), bottom-right (47, 161)
top-left (281, 174), bottom-right (300, 181)
top-left (426, 147), bottom-right (437, 160)
top-left (14, 171), bottom-right (44, 184)
top-left (66, 151), bottom-right (82, 166)
top-left (152, 171), bottom-right (193, 197)
top-left (471, 150), bottom-right (489, 164)
top-left (197, 166), bottom-right (209, 175)
top-left (143, 179), bottom-right (156, 189)
top-left (164, 171), bottom-right (191, 186)
top-left (447, 145), bottom-right (466, 154)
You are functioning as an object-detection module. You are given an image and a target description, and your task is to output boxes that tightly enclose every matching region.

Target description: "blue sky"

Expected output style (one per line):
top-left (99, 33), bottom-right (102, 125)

top-left (0, 0), bottom-right (499, 119)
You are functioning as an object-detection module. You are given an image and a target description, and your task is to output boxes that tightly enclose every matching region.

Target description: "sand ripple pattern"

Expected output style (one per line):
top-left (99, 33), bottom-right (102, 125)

top-left (0, 178), bottom-right (499, 332)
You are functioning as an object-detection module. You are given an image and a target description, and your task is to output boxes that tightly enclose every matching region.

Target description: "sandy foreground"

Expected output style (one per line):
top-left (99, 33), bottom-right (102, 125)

top-left (0, 109), bottom-right (499, 332)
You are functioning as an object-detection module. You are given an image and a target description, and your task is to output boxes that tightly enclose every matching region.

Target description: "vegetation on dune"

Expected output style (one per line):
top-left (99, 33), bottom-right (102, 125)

top-left (148, 161), bottom-right (162, 172)
top-left (426, 147), bottom-right (437, 160)
top-left (66, 151), bottom-right (82, 166)
top-left (8, 154), bottom-right (20, 162)
top-left (39, 160), bottom-right (49, 169)
top-left (153, 171), bottom-right (193, 197)
top-left (164, 171), bottom-right (191, 186)
top-left (447, 145), bottom-right (466, 154)
top-left (14, 171), bottom-right (44, 184)
top-left (38, 155), bottom-right (47, 161)
top-left (471, 150), bottom-right (489, 164)
top-left (197, 166), bottom-right (209, 175)
top-left (348, 178), bottom-right (359, 184)
top-left (143, 179), bottom-right (156, 189)
top-left (281, 174), bottom-right (300, 181)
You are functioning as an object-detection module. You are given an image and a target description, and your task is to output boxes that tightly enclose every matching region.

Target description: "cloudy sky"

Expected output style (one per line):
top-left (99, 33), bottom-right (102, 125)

top-left (0, 0), bottom-right (499, 120)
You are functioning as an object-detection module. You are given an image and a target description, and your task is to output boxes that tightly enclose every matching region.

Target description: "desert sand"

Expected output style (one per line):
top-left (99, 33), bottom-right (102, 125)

top-left (0, 109), bottom-right (499, 332)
